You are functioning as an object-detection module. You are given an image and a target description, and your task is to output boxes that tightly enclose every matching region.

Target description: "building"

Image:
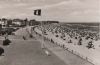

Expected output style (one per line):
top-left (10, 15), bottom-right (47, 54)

top-left (29, 19), bottom-right (40, 26)
top-left (12, 19), bottom-right (27, 27)
top-left (0, 18), bottom-right (8, 28)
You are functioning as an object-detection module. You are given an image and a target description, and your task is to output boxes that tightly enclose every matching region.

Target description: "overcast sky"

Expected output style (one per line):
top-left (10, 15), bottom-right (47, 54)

top-left (0, 0), bottom-right (100, 22)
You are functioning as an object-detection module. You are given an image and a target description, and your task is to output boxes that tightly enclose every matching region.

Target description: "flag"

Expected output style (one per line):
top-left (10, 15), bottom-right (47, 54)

top-left (34, 9), bottom-right (41, 16)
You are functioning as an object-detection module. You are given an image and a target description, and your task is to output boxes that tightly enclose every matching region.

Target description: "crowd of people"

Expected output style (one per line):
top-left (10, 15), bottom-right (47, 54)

top-left (36, 23), bottom-right (100, 49)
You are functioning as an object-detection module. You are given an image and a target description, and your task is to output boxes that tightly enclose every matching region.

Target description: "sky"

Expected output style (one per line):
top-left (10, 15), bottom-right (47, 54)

top-left (0, 0), bottom-right (100, 22)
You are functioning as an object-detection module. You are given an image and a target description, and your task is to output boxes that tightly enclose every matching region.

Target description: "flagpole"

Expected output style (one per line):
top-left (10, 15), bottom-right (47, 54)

top-left (41, 13), bottom-right (45, 49)
top-left (41, 12), bottom-right (50, 56)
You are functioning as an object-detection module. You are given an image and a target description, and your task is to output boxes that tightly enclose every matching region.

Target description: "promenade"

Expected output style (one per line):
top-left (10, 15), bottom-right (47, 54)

top-left (0, 32), bottom-right (66, 65)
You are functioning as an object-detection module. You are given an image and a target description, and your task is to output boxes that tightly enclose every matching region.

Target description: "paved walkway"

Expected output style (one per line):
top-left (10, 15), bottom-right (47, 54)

top-left (0, 36), bottom-right (66, 65)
